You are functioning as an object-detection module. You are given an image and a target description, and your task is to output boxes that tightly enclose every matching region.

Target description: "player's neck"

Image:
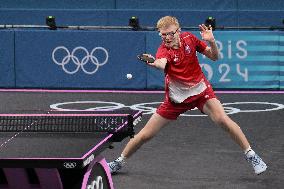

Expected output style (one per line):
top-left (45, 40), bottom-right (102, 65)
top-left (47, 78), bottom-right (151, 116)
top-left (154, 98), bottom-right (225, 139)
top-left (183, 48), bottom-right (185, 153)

top-left (172, 38), bottom-right (181, 49)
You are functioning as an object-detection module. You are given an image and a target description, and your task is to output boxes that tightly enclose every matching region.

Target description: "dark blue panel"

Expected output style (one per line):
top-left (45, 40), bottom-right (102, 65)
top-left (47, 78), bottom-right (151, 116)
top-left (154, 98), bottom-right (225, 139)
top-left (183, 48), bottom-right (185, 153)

top-left (238, 11), bottom-right (284, 27)
top-left (15, 30), bottom-right (146, 89)
top-left (107, 10), bottom-right (238, 27)
top-left (0, 31), bottom-right (15, 87)
top-left (4, 9), bottom-right (283, 28)
top-left (3, 0), bottom-right (283, 11)
top-left (0, 9), bottom-right (237, 27)
top-left (0, 10), bottom-right (109, 25)
top-left (116, 0), bottom-right (237, 10)
top-left (238, 0), bottom-right (284, 10)
top-left (0, 0), bottom-right (115, 9)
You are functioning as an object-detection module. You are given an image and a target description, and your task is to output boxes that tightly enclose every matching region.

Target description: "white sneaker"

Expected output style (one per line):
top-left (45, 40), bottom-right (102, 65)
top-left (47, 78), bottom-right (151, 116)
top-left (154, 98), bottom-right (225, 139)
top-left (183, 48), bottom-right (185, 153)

top-left (245, 150), bottom-right (267, 175)
top-left (107, 157), bottom-right (125, 174)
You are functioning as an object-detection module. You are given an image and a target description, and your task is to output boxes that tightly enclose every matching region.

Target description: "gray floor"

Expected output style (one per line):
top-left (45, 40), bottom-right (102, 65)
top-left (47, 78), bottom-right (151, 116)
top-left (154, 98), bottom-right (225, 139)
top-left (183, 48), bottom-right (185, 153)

top-left (0, 91), bottom-right (283, 189)
top-left (102, 92), bottom-right (284, 189)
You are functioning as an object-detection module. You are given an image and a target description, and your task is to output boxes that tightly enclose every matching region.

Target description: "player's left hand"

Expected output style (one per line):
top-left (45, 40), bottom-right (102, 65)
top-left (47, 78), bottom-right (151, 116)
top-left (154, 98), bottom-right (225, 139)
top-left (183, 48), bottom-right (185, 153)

top-left (199, 24), bottom-right (215, 43)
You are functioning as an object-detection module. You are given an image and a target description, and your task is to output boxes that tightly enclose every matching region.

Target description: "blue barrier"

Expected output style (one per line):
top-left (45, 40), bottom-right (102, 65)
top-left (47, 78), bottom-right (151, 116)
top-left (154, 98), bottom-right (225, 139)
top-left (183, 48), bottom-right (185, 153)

top-left (145, 32), bottom-right (164, 89)
top-left (207, 31), bottom-right (282, 89)
top-left (14, 30), bottom-right (146, 89)
top-left (0, 31), bottom-right (15, 87)
top-left (0, 29), bottom-right (283, 89)
top-left (280, 33), bottom-right (284, 89)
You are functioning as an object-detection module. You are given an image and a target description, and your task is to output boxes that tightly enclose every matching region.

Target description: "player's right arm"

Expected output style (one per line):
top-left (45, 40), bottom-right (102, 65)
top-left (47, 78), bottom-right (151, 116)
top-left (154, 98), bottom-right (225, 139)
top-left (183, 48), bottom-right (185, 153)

top-left (149, 58), bottom-right (167, 70)
top-left (141, 54), bottom-right (167, 70)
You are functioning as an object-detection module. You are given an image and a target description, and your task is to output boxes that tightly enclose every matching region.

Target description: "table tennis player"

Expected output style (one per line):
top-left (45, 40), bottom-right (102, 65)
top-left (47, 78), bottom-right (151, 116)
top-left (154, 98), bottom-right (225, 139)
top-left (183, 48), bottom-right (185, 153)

top-left (108, 16), bottom-right (267, 175)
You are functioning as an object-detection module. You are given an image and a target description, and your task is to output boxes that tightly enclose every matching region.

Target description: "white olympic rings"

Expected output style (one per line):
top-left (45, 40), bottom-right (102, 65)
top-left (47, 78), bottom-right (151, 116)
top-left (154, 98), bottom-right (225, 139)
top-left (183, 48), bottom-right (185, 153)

top-left (52, 46), bottom-right (109, 74)
top-left (63, 162), bottom-right (77, 169)
top-left (50, 101), bottom-right (284, 117)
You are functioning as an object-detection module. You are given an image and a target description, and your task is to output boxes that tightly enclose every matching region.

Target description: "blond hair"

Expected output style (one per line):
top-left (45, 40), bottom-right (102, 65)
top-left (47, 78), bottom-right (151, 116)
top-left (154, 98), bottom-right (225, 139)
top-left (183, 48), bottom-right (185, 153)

top-left (156, 16), bottom-right (180, 30)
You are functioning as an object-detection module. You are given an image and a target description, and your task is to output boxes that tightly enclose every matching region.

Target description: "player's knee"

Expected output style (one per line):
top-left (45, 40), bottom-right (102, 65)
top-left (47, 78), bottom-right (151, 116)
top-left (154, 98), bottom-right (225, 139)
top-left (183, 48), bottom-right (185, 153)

top-left (139, 132), bottom-right (154, 143)
top-left (212, 113), bottom-right (228, 127)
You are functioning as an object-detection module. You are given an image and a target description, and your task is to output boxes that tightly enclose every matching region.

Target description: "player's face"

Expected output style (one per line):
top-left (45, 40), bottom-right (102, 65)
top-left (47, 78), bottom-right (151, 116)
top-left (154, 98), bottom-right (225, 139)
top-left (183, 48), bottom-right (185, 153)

top-left (159, 25), bottom-right (180, 48)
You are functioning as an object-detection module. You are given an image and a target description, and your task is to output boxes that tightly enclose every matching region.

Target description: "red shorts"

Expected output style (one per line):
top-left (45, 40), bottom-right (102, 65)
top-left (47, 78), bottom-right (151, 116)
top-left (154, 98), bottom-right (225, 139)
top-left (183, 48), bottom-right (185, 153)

top-left (156, 81), bottom-right (217, 120)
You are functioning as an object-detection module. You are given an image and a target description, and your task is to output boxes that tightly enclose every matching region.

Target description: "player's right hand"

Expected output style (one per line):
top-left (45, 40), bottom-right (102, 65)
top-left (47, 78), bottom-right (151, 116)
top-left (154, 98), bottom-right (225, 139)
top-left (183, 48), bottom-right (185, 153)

top-left (137, 53), bottom-right (155, 64)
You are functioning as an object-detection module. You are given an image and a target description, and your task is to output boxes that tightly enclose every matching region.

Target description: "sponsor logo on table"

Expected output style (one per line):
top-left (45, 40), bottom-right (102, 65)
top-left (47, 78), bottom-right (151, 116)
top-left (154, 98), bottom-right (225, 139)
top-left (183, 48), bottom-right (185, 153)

top-left (133, 115), bottom-right (142, 126)
top-left (84, 154), bottom-right (95, 167)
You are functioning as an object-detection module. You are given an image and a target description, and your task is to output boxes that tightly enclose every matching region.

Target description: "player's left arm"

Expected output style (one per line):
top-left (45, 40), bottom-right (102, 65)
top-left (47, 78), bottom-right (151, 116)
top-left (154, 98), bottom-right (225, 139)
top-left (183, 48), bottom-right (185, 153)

top-left (199, 24), bottom-right (219, 61)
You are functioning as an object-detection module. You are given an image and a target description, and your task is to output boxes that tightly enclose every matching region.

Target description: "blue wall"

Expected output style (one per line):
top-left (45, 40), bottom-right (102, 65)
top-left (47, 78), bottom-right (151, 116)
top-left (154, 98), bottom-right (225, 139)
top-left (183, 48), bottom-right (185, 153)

top-left (0, 0), bottom-right (116, 9)
top-left (0, 29), bottom-right (283, 89)
top-left (0, 9), bottom-right (283, 28)
top-left (1, 0), bottom-right (284, 10)
top-left (0, 0), bottom-right (283, 28)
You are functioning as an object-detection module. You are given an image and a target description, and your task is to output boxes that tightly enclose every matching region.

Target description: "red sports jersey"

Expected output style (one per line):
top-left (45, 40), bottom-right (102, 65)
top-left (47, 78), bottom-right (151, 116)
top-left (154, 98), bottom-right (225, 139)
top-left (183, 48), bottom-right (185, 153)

top-left (156, 32), bottom-right (207, 84)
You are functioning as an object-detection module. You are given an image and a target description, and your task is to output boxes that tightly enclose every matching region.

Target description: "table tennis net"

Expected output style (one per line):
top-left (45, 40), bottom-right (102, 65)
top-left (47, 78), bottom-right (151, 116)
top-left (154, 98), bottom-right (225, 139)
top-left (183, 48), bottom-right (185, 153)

top-left (0, 115), bottom-right (132, 133)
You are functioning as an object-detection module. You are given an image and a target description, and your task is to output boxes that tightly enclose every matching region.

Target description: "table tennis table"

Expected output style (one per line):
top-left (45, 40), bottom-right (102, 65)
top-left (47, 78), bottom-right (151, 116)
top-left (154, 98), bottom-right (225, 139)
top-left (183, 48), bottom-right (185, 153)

top-left (0, 110), bottom-right (142, 189)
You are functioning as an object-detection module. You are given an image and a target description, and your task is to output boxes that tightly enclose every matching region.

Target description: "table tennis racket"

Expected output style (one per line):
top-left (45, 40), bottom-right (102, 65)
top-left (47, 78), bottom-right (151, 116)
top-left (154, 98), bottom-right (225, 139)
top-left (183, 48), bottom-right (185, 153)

top-left (137, 54), bottom-right (155, 63)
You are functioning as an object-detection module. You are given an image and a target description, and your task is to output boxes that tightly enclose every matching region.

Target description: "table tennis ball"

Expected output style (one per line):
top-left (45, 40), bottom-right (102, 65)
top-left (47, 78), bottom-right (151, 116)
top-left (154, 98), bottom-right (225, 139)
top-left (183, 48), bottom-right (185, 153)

top-left (126, 74), bottom-right (133, 79)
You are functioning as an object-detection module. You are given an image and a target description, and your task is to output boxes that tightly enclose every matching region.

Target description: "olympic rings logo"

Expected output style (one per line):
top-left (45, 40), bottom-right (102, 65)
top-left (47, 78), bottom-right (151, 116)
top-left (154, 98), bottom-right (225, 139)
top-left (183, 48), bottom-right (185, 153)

top-left (63, 162), bottom-right (77, 169)
top-left (52, 46), bottom-right (109, 74)
top-left (50, 101), bottom-right (284, 117)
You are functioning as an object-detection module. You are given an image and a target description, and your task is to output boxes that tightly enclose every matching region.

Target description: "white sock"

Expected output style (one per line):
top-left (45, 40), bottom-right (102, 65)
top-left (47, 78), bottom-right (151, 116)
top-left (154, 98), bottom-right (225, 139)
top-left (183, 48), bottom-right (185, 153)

top-left (244, 147), bottom-right (255, 158)
top-left (244, 147), bottom-right (252, 154)
top-left (116, 154), bottom-right (126, 165)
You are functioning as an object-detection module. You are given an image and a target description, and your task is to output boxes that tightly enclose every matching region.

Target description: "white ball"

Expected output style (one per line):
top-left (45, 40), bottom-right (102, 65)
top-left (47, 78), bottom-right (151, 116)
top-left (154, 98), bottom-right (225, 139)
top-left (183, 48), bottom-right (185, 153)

top-left (126, 74), bottom-right (133, 79)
